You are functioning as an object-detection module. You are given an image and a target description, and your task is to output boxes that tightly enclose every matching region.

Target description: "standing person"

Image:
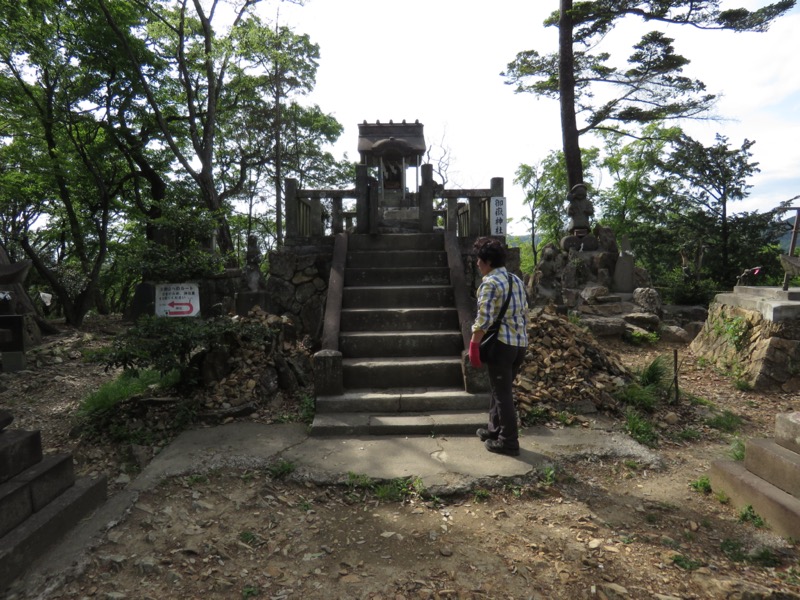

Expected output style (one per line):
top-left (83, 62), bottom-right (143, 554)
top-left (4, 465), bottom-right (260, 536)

top-left (468, 237), bottom-right (528, 456)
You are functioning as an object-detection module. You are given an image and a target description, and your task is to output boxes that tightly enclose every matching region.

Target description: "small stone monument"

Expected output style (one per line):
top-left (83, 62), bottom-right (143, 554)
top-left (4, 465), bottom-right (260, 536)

top-left (560, 184), bottom-right (599, 252)
top-left (612, 235), bottom-right (635, 293)
top-left (236, 235), bottom-right (268, 316)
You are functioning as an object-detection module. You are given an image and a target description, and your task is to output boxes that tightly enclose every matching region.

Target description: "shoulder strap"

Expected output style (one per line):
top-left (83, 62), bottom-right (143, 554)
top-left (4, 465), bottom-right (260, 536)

top-left (490, 274), bottom-right (513, 330)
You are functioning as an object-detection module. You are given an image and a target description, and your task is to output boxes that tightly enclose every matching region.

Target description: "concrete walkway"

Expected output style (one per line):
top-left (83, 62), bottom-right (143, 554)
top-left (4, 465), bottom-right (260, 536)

top-left (13, 422), bottom-right (660, 597)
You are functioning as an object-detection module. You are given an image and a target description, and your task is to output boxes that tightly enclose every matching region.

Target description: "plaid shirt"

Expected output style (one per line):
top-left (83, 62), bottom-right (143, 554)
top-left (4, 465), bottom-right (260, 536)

top-left (472, 267), bottom-right (528, 347)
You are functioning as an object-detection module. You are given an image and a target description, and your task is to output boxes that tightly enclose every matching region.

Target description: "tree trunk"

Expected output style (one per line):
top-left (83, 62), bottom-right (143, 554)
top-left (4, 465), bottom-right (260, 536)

top-left (559, 0), bottom-right (583, 189)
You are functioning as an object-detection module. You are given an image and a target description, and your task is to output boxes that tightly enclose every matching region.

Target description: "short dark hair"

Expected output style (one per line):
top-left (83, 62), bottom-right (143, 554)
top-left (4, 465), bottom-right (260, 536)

top-left (473, 237), bottom-right (506, 268)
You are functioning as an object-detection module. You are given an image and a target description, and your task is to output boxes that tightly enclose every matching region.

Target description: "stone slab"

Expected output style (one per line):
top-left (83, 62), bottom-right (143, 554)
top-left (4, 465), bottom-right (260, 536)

top-left (733, 286), bottom-right (800, 301)
top-left (715, 292), bottom-right (800, 322)
top-left (0, 479), bottom-right (32, 539)
top-left (0, 475), bottom-right (106, 591)
top-left (15, 453), bottom-right (75, 512)
top-left (0, 430), bottom-right (42, 484)
top-left (0, 410), bottom-right (12, 431)
top-left (775, 412), bottom-right (800, 455)
top-left (710, 459), bottom-right (800, 540)
top-left (745, 438), bottom-right (800, 499)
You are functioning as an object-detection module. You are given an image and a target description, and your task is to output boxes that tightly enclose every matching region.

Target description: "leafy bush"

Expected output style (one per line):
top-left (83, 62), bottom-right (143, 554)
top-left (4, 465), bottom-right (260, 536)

top-left (659, 267), bottom-right (717, 305)
top-left (101, 315), bottom-right (276, 384)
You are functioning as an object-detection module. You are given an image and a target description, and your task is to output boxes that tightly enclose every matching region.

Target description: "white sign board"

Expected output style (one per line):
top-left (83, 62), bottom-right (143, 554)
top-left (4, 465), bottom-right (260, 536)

top-left (490, 196), bottom-right (507, 236)
top-left (155, 283), bottom-right (201, 317)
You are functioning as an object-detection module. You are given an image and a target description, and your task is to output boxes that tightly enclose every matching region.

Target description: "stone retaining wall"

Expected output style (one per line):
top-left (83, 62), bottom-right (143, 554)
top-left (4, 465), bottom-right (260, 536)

top-left (689, 302), bottom-right (800, 392)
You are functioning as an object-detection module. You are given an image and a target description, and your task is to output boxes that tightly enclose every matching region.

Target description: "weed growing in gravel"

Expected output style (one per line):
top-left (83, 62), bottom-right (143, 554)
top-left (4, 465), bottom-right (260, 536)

top-left (79, 369), bottom-right (179, 416)
top-left (733, 378), bottom-right (753, 391)
top-left (241, 584), bottom-right (260, 598)
top-left (541, 466), bottom-right (557, 486)
top-left (690, 476), bottom-right (712, 494)
top-left (624, 330), bottom-right (660, 345)
top-left (346, 472), bottom-right (374, 490)
top-left (299, 394), bottom-right (315, 423)
top-left (184, 474), bottom-right (209, 486)
top-left (615, 383), bottom-right (658, 412)
top-left (625, 408), bottom-right (658, 447)
top-left (672, 554), bottom-right (702, 570)
top-left (375, 477), bottom-right (426, 502)
top-left (715, 490), bottom-right (730, 504)
top-left (239, 531), bottom-right (258, 545)
top-left (267, 460), bottom-right (295, 479)
top-left (706, 410), bottom-right (743, 433)
top-left (739, 504), bottom-right (766, 528)
top-left (474, 489), bottom-right (491, 503)
top-left (676, 428), bottom-right (702, 442)
top-left (521, 405), bottom-right (550, 426)
top-left (638, 355), bottom-right (669, 388)
top-left (730, 437), bottom-right (746, 460)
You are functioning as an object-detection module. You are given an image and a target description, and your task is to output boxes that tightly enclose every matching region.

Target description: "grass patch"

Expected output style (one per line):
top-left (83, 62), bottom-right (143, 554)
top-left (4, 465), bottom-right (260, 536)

top-left (638, 355), bottom-right (669, 388)
top-left (730, 438), bottom-right (746, 461)
top-left (672, 554), bottom-right (702, 570)
top-left (739, 504), bottom-right (766, 528)
top-left (375, 477), bottom-right (425, 502)
top-left (733, 378), bottom-right (753, 391)
top-left (690, 476), bottom-right (712, 495)
top-left (706, 410), bottom-right (743, 433)
top-left (615, 383), bottom-right (658, 412)
top-left (78, 369), bottom-right (179, 417)
top-left (676, 428), bottom-right (702, 442)
top-left (625, 408), bottom-right (658, 447)
top-left (267, 460), bottom-right (295, 479)
top-left (521, 405), bottom-right (550, 426)
top-left (299, 394), bottom-right (315, 424)
top-left (624, 330), bottom-right (660, 346)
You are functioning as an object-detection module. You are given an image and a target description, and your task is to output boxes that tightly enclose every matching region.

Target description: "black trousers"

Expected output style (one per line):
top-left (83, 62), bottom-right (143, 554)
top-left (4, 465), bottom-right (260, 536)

top-left (485, 341), bottom-right (526, 447)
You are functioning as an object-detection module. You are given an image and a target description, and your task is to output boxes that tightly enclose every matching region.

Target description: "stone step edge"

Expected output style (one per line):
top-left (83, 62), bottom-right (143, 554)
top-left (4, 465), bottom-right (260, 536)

top-left (0, 475), bottom-right (107, 591)
top-left (310, 410), bottom-right (487, 437)
top-left (316, 389), bottom-right (489, 414)
top-left (709, 459), bottom-right (800, 540)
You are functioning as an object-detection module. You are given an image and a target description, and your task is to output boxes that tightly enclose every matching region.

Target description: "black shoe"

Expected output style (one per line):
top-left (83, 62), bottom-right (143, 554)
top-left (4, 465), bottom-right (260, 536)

top-left (476, 428), bottom-right (497, 442)
top-left (484, 438), bottom-right (520, 457)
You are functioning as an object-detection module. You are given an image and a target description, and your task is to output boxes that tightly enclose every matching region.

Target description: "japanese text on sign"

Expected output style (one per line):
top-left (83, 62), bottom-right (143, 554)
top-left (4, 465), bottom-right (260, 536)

top-left (490, 196), bottom-right (507, 236)
top-left (155, 283), bottom-right (201, 317)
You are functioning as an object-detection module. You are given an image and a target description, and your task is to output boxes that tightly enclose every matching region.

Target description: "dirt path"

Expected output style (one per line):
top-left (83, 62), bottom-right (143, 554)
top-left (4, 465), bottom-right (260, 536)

top-left (2, 318), bottom-right (799, 599)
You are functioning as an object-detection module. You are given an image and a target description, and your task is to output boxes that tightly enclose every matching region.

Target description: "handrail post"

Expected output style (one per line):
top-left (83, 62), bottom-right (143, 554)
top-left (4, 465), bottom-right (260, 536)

top-left (332, 197), bottom-right (343, 234)
top-left (285, 178), bottom-right (298, 240)
top-left (419, 164), bottom-right (434, 233)
top-left (356, 164), bottom-right (369, 234)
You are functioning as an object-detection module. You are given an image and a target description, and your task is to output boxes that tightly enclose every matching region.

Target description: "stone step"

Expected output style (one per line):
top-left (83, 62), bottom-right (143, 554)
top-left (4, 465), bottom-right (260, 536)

top-left (733, 285), bottom-right (800, 302)
top-left (340, 307), bottom-right (458, 332)
top-left (346, 250), bottom-right (446, 268)
top-left (0, 475), bottom-right (107, 588)
top-left (714, 292), bottom-right (800, 322)
top-left (316, 388), bottom-right (489, 413)
top-left (348, 233), bottom-right (444, 252)
top-left (710, 459), bottom-right (800, 540)
top-left (310, 410), bottom-right (487, 436)
top-left (339, 331), bottom-right (463, 358)
top-left (343, 356), bottom-right (463, 389)
top-left (342, 285), bottom-right (454, 309)
top-left (775, 411), bottom-right (800, 454)
top-left (345, 266), bottom-right (450, 287)
top-left (745, 438), bottom-right (800, 499)
top-left (0, 430), bottom-right (42, 485)
top-left (0, 454), bottom-right (75, 538)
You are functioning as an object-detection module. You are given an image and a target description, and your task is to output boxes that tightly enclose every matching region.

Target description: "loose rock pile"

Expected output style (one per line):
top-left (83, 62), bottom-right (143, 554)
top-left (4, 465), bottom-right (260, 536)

top-left (193, 307), bottom-right (314, 422)
top-left (516, 307), bottom-right (632, 419)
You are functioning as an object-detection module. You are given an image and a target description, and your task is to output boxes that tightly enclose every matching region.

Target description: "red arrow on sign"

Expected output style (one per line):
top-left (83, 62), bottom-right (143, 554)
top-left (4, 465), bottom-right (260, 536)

top-left (167, 301), bottom-right (194, 316)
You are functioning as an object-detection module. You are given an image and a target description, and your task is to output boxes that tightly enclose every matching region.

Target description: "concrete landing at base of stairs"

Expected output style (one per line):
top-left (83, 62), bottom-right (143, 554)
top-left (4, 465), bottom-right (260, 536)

top-left (9, 422), bottom-right (660, 597)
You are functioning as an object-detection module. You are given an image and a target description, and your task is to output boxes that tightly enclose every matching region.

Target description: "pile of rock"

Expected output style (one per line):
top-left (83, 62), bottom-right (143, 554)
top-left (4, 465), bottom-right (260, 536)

top-left (515, 307), bottom-right (632, 418)
top-left (192, 307), bottom-right (314, 421)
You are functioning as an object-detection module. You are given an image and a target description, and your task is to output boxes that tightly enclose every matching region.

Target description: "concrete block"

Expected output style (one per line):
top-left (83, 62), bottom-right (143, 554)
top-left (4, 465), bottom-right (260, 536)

top-left (710, 459), bottom-right (800, 540)
top-left (1, 351), bottom-right (26, 372)
top-left (309, 413), bottom-right (370, 436)
top-left (312, 350), bottom-right (343, 397)
top-left (775, 412), bottom-right (800, 455)
top-left (0, 430), bottom-right (42, 484)
top-left (0, 475), bottom-right (106, 591)
top-left (0, 410), bottom-right (12, 431)
top-left (0, 480), bottom-right (32, 538)
top-left (745, 438), bottom-right (800, 499)
top-left (15, 454), bottom-right (75, 512)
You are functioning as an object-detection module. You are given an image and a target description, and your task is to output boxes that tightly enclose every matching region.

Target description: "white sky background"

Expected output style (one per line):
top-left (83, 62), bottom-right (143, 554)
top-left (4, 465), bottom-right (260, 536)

top-left (269, 0), bottom-right (800, 235)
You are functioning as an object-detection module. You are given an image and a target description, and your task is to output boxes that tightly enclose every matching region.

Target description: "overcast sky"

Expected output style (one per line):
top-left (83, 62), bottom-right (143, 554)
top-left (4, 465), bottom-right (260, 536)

top-left (270, 1), bottom-right (800, 235)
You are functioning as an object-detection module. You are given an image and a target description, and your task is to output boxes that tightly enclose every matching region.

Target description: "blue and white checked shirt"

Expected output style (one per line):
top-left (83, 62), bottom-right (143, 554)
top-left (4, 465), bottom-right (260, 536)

top-left (472, 267), bottom-right (528, 347)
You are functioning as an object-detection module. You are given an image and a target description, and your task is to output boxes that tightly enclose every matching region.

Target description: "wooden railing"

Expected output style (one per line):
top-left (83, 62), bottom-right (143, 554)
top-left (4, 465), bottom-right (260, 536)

top-left (285, 166), bottom-right (503, 240)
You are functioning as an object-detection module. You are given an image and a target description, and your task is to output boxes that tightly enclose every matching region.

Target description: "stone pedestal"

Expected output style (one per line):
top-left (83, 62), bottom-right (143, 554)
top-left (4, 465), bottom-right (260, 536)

top-left (313, 349), bottom-right (343, 397)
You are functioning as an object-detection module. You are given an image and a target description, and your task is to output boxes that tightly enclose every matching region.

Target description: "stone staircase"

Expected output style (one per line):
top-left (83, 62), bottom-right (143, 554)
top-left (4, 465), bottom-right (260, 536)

top-left (311, 233), bottom-right (490, 435)
top-left (0, 410), bottom-right (106, 589)
top-left (710, 412), bottom-right (800, 539)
